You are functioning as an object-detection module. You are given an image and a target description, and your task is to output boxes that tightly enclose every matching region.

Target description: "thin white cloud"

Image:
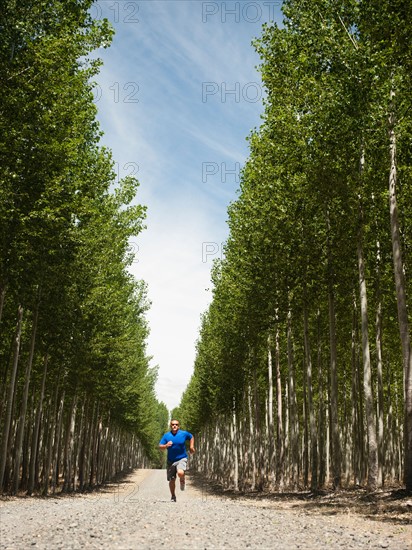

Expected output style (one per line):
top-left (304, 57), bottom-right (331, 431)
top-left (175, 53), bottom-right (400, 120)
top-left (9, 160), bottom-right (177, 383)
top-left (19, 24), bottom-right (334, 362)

top-left (129, 198), bottom-right (219, 410)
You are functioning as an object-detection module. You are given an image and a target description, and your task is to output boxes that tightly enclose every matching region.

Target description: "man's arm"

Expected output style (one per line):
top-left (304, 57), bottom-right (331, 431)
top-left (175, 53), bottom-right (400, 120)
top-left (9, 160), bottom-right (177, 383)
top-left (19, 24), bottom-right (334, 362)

top-left (189, 436), bottom-right (195, 454)
top-left (159, 441), bottom-right (173, 450)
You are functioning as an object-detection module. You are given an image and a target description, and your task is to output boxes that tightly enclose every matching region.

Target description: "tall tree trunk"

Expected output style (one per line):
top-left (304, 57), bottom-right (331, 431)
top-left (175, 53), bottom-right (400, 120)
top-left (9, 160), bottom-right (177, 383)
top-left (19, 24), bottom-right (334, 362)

top-left (302, 366), bottom-right (309, 488)
top-left (63, 394), bottom-right (77, 492)
top-left (42, 379), bottom-right (60, 495)
top-left (231, 405), bottom-right (239, 491)
top-left (328, 285), bottom-right (341, 489)
top-left (388, 91), bottom-right (412, 492)
top-left (317, 311), bottom-right (326, 488)
top-left (252, 357), bottom-right (264, 490)
top-left (20, 387), bottom-right (35, 490)
top-left (386, 363), bottom-right (396, 481)
top-left (0, 305), bottom-right (23, 491)
top-left (375, 288), bottom-right (384, 487)
top-left (275, 324), bottom-right (284, 489)
top-left (326, 209), bottom-right (341, 489)
top-left (73, 400), bottom-right (85, 491)
top-left (284, 382), bottom-right (290, 484)
top-left (27, 353), bottom-right (48, 495)
top-left (89, 403), bottom-right (100, 487)
top-left (287, 309), bottom-right (299, 489)
top-left (12, 305), bottom-right (39, 494)
top-left (358, 145), bottom-right (378, 491)
top-left (51, 391), bottom-right (65, 493)
top-left (351, 296), bottom-right (361, 485)
top-left (374, 206), bottom-right (385, 487)
top-left (343, 374), bottom-right (351, 486)
top-left (247, 385), bottom-right (256, 490)
top-left (394, 377), bottom-right (403, 481)
top-left (358, 229), bottom-right (378, 490)
top-left (356, 324), bottom-right (366, 483)
top-left (83, 400), bottom-right (96, 491)
top-left (304, 305), bottom-right (318, 491)
top-left (267, 335), bottom-right (275, 487)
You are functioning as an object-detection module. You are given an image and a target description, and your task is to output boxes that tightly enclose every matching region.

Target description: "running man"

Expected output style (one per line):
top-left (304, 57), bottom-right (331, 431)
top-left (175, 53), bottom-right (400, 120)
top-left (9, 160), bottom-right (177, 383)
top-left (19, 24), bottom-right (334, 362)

top-left (159, 419), bottom-right (195, 502)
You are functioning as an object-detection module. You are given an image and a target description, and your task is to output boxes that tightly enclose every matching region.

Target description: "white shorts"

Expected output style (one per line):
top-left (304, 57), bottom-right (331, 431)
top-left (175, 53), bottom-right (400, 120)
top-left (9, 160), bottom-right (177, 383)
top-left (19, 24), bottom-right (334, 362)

top-left (167, 458), bottom-right (188, 480)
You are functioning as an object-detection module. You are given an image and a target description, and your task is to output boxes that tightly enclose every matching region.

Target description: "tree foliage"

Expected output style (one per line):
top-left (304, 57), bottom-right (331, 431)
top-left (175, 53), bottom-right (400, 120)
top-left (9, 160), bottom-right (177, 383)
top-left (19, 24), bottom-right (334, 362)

top-left (0, 0), bottom-right (166, 494)
top-left (179, 0), bottom-right (411, 492)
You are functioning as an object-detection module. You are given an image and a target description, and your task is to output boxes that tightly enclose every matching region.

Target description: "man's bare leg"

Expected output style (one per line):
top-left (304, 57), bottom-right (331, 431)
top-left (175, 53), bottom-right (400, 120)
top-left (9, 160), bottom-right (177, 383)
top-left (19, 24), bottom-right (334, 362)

top-left (169, 478), bottom-right (176, 499)
top-left (177, 469), bottom-right (185, 490)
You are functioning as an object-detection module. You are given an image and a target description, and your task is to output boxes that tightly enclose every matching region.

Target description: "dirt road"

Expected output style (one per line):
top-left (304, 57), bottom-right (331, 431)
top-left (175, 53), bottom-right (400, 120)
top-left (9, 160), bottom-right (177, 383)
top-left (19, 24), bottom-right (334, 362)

top-left (0, 469), bottom-right (410, 549)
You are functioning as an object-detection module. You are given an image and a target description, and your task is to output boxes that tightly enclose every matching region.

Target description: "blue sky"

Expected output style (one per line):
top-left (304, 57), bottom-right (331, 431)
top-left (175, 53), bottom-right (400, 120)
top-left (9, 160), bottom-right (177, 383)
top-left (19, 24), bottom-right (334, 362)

top-left (92, 0), bottom-right (284, 411)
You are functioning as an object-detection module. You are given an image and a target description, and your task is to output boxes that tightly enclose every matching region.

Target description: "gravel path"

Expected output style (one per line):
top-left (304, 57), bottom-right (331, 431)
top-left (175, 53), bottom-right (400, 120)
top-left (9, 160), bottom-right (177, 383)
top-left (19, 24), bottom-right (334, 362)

top-left (0, 469), bottom-right (410, 549)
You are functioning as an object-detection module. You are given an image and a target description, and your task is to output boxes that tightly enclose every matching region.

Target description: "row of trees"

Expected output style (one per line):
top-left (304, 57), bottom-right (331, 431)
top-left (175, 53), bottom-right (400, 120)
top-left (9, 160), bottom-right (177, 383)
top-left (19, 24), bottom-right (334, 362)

top-left (0, 0), bottom-right (168, 495)
top-left (177, 0), bottom-right (411, 492)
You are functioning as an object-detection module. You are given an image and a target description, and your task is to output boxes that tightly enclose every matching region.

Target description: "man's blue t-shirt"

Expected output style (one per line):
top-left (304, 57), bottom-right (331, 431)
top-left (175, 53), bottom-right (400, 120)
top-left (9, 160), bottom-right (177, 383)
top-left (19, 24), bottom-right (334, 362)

top-left (159, 430), bottom-right (193, 463)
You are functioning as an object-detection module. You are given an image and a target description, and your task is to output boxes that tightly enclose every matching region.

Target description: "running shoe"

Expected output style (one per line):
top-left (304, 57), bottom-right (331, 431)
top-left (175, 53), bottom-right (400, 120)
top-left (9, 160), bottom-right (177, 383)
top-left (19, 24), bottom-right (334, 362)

top-left (171, 495), bottom-right (176, 502)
